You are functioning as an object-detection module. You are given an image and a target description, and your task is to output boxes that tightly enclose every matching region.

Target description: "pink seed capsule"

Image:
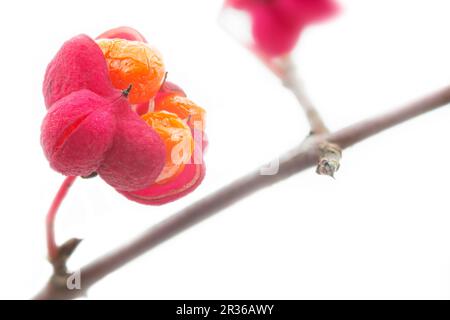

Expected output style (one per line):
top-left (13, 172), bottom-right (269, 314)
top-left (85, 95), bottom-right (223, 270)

top-left (42, 35), bottom-right (166, 191)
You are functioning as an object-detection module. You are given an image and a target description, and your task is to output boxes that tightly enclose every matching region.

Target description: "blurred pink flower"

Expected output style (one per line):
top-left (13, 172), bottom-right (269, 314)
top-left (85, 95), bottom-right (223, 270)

top-left (226, 0), bottom-right (338, 57)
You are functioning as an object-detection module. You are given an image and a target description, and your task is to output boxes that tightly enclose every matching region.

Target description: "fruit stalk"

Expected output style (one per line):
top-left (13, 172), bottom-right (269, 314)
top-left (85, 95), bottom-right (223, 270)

top-left (280, 56), bottom-right (328, 134)
top-left (46, 176), bottom-right (77, 261)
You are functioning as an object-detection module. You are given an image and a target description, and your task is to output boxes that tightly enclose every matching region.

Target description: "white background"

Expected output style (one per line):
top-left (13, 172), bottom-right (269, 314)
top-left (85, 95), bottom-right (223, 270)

top-left (0, 0), bottom-right (450, 299)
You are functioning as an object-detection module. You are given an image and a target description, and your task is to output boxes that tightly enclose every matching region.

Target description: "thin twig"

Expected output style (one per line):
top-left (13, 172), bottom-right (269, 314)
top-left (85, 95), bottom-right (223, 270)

top-left (34, 84), bottom-right (450, 300)
top-left (277, 56), bottom-right (342, 178)
top-left (217, 30), bottom-right (340, 176)
top-left (280, 56), bottom-right (329, 135)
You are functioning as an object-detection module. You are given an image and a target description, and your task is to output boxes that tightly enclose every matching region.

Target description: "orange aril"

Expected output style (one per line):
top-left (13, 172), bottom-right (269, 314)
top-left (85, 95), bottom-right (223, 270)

top-left (96, 38), bottom-right (165, 104)
top-left (141, 111), bottom-right (193, 184)
top-left (155, 95), bottom-right (206, 131)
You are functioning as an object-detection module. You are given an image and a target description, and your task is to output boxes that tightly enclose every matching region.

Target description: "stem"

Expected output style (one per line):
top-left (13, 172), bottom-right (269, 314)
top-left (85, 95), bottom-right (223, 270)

top-left (34, 84), bottom-right (450, 300)
top-left (46, 176), bottom-right (77, 261)
top-left (122, 84), bottom-right (133, 98)
top-left (278, 56), bottom-right (340, 177)
top-left (256, 54), bottom-right (329, 134)
top-left (280, 56), bottom-right (329, 134)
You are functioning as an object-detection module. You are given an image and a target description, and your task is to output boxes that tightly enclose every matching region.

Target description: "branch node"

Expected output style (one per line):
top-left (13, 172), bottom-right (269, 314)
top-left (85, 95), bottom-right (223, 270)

top-left (49, 238), bottom-right (83, 276)
top-left (316, 142), bottom-right (342, 178)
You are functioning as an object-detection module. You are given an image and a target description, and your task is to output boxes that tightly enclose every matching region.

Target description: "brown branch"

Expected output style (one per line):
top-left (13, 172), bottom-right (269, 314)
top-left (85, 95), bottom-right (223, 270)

top-left (34, 84), bottom-right (450, 300)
